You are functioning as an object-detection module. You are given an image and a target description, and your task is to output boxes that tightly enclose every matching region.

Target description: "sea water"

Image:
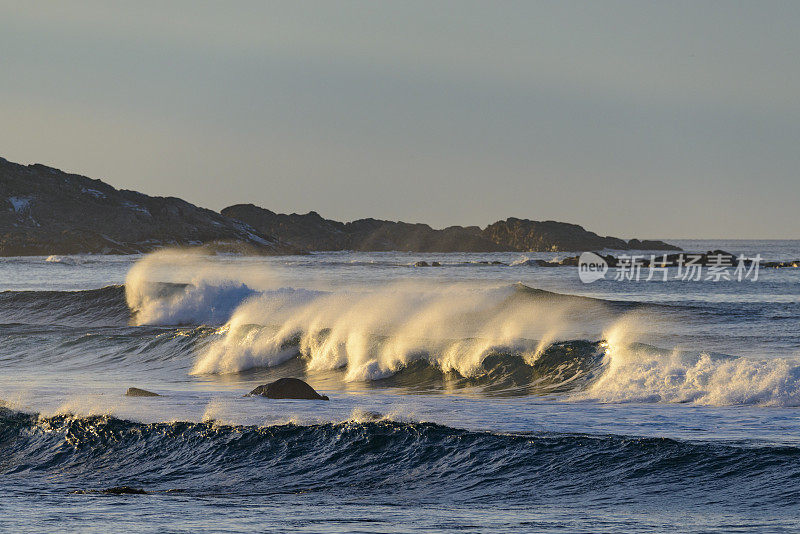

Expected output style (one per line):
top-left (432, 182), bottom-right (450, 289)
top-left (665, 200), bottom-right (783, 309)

top-left (1, 240), bottom-right (799, 533)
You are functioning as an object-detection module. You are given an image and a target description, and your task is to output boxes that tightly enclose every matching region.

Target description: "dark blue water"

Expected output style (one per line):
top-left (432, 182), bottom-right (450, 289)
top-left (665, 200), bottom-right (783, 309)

top-left (3, 410), bottom-right (800, 533)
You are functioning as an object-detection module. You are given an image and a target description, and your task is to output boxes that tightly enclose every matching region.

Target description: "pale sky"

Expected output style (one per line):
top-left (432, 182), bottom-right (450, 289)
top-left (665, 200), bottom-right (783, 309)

top-left (1, 1), bottom-right (798, 238)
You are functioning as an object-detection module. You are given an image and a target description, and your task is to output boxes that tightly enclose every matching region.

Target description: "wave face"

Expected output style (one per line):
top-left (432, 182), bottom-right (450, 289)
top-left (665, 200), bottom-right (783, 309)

top-left (3, 408), bottom-right (799, 509)
top-left (369, 339), bottom-right (607, 395)
top-left (0, 285), bottom-right (130, 327)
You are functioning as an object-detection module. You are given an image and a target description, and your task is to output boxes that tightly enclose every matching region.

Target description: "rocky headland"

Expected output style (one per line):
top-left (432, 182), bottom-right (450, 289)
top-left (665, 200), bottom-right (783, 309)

top-left (0, 157), bottom-right (295, 255)
top-left (1, 156), bottom-right (680, 255)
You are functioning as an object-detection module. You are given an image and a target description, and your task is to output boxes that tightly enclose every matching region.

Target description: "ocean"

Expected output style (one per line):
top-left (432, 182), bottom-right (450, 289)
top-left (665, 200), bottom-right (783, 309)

top-left (1, 240), bottom-right (799, 533)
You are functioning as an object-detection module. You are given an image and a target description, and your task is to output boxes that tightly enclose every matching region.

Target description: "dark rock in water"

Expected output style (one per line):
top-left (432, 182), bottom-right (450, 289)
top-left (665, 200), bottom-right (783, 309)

top-left (413, 261), bottom-right (430, 267)
top-left (247, 378), bottom-right (329, 400)
top-left (72, 486), bottom-right (148, 495)
top-left (639, 250), bottom-right (743, 267)
top-left (125, 387), bottom-right (160, 397)
top-left (527, 254), bottom-right (618, 268)
top-left (102, 486), bottom-right (148, 495)
top-left (762, 260), bottom-right (799, 268)
top-left (466, 259), bottom-right (508, 266)
top-left (530, 259), bottom-right (559, 267)
top-left (431, 261), bottom-right (441, 267)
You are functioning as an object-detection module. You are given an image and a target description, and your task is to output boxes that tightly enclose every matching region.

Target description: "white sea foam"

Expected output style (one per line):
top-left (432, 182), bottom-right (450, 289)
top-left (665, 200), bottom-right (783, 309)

top-left (125, 249), bottom-right (279, 325)
top-left (578, 316), bottom-right (800, 406)
top-left (45, 255), bottom-right (81, 265)
top-left (510, 256), bottom-right (536, 266)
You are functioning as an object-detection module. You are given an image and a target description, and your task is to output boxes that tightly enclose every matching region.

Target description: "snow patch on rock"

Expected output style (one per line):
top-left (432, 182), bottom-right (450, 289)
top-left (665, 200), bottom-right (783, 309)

top-left (82, 188), bottom-right (107, 199)
top-left (8, 196), bottom-right (32, 212)
top-left (122, 200), bottom-right (151, 215)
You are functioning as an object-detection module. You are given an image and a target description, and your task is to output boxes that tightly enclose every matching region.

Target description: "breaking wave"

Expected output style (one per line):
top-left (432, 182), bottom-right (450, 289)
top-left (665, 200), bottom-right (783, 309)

top-left (4, 249), bottom-right (800, 406)
top-left (185, 282), bottom-right (621, 379)
top-left (581, 342), bottom-right (800, 406)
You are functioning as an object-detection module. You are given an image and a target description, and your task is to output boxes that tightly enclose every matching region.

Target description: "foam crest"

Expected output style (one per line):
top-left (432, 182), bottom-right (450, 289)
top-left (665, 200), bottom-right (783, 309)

top-left (121, 250), bottom-right (630, 379)
top-left (125, 249), bottom-right (279, 325)
top-left (581, 317), bottom-right (800, 406)
top-left (190, 279), bottom-right (611, 378)
top-left (45, 255), bottom-right (82, 265)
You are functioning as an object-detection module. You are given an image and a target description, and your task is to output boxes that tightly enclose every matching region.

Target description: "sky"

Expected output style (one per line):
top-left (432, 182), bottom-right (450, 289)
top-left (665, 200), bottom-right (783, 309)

top-left (1, 1), bottom-right (798, 239)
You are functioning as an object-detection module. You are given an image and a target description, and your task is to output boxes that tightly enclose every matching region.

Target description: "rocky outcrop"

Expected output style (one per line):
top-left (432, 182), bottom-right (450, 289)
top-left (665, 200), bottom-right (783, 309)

top-left (125, 387), bottom-right (160, 397)
top-left (221, 204), bottom-right (505, 252)
top-left (482, 218), bottom-right (680, 252)
top-left (247, 378), bottom-right (329, 400)
top-left (223, 205), bottom-right (681, 253)
top-left (0, 157), bottom-right (297, 256)
top-left (72, 486), bottom-right (148, 495)
top-left (762, 260), bottom-right (800, 268)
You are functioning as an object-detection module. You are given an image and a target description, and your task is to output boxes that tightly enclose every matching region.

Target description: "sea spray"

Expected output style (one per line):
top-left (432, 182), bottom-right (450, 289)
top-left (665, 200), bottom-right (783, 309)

top-left (124, 249), bottom-right (618, 378)
top-left (117, 249), bottom-right (800, 406)
top-left (576, 314), bottom-right (800, 406)
top-left (125, 248), bottom-right (279, 325)
top-left (189, 280), bottom-right (616, 378)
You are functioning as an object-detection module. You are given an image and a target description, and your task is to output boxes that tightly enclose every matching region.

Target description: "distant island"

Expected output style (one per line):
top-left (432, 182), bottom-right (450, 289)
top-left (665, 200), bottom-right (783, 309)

top-left (0, 157), bottom-right (680, 256)
top-left (222, 205), bottom-right (680, 253)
